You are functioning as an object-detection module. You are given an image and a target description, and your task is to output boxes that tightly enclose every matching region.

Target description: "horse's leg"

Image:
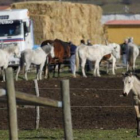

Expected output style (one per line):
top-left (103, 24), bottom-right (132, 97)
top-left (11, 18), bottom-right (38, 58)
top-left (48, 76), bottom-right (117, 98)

top-left (106, 61), bottom-right (110, 74)
top-left (126, 61), bottom-right (129, 71)
top-left (15, 66), bottom-right (20, 81)
top-left (43, 63), bottom-right (46, 78)
top-left (95, 60), bottom-right (101, 77)
top-left (25, 64), bottom-right (30, 80)
top-left (47, 63), bottom-right (50, 79)
top-left (112, 58), bottom-right (116, 75)
top-left (73, 64), bottom-right (76, 78)
top-left (44, 64), bottom-right (49, 79)
top-left (53, 64), bottom-right (56, 78)
top-left (39, 62), bottom-right (45, 80)
top-left (36, 65), bottom-right (39, 80)
top-left (93, 61), bottom-right (97, 77)
top-left (81, 59), bottom-right (87, 77)
top-left (44, 58), bottom-right (49, 79)
top-left (58, 63), bottom-right (61, 77)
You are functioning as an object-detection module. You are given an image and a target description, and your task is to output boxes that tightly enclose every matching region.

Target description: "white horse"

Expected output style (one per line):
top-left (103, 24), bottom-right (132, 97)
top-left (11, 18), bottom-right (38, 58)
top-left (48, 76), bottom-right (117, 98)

top-left (16, 43), bottom-right (54, 81)
top-left (73, 43), bottom-right (120, 77)
top-left (100, 43), bottom-right (121, 75)
top-left (122, 72), bottom-right (140, 136)
top-left (126, 41), bottom-right (139, 71)
top-left (0, 44), bottom-right (20, 81)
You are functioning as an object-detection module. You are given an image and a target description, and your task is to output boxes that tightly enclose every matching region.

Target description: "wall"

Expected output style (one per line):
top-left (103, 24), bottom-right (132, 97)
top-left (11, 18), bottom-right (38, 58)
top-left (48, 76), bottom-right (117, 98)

top-left (106, 25), bottom-right (140, 45)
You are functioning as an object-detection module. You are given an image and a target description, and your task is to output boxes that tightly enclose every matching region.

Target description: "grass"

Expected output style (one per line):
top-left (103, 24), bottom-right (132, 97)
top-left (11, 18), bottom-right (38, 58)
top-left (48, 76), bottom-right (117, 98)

top-left (0, 128), bottom-right (139, 140)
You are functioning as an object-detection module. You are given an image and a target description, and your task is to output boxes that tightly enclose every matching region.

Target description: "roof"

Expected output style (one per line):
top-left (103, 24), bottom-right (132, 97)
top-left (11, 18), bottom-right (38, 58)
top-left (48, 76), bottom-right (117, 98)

top-left (105, 20), bottom-right (140, 25)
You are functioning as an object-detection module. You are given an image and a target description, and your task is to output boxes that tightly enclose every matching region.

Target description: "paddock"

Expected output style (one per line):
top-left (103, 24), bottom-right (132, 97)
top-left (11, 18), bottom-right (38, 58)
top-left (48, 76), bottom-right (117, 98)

top-left (0, 71), bottom-right (136, 130)
top-left (0, 54), bottom-right (139, 140)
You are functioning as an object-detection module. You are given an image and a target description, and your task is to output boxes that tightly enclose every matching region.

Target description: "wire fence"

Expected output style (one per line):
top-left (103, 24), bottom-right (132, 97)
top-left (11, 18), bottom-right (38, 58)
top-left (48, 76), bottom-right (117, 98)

top-left (16, 87), bottom-right (123, 90)
top-left (11, 86), bottom-right (133, 109)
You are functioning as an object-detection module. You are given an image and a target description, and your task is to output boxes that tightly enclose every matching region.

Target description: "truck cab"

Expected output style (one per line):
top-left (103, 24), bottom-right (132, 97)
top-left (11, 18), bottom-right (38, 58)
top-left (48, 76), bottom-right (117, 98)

top-left (0, 9), bottom-right (34, 66)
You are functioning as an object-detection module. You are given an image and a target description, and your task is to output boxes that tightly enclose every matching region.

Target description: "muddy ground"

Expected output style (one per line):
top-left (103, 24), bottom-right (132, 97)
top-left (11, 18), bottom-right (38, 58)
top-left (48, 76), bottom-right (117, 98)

top-left (0, 75), bottom-right (136, 130)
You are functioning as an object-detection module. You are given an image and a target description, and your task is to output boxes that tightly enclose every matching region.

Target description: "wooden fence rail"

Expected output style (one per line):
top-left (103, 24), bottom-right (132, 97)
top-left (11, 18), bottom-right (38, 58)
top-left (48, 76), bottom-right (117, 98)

top-left (3, 68), bottom-right (73, 140)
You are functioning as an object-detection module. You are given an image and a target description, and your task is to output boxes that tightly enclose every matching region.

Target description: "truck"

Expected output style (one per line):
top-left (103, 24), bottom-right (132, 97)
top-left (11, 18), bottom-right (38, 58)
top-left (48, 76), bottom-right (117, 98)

top-left (0, 9), bottom-right (35, 66)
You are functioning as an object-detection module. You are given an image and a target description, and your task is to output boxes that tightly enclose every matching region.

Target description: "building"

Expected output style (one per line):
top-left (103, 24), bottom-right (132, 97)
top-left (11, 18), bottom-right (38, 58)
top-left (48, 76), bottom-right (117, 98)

top-left (105, 20), bottom-right (140, 45)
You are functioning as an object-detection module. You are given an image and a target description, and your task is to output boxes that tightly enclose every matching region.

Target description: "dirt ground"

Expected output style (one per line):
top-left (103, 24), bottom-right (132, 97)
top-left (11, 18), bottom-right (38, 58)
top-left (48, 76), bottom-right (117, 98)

top-left (0, 75), bottom-right (137, 130)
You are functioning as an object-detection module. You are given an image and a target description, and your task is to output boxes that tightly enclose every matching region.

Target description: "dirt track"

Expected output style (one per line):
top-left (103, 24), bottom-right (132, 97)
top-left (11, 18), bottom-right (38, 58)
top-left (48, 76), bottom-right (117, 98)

top-left (0, 76), bottom-right (136, 130)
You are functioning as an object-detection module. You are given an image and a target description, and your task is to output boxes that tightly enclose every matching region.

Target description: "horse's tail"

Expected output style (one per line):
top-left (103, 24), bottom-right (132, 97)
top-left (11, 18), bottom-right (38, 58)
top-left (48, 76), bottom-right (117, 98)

top-left (19, 52), bottom-right (25, 71)
top-left (75, 47), bottom-right (80, 71)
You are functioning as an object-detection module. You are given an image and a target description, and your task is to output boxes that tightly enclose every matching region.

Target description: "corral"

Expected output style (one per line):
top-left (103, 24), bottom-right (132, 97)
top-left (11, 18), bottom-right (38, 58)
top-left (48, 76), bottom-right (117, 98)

top-left (0, 72), bottom-right (136, 130)
top-left (0, 1), bottom-right (140, 139)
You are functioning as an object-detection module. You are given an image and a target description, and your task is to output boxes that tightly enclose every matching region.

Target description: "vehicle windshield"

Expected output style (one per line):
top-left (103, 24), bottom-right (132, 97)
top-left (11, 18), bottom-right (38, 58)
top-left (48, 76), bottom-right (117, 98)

top-left (0, 21), bottom-right (22, 37)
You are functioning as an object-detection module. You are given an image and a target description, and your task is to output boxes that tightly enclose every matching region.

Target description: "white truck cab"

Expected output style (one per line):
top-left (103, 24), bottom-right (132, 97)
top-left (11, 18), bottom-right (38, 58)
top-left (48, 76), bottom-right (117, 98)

top-left (0, 9), bottom-right (34, 66)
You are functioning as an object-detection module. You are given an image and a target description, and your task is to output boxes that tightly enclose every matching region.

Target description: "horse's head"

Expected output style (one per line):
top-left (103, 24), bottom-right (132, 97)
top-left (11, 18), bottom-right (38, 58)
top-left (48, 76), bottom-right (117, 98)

top-left (122, 72), bottom-right (134, 97)
top-left (42, 43), bottom-right (55, 58)
top-left (109, 43), bottom-right (121, 59)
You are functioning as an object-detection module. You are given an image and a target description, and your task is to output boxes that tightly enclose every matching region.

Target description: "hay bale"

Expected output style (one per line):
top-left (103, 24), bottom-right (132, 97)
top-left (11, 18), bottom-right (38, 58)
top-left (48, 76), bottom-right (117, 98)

top-left (12, 1), bottom-right (105, 45)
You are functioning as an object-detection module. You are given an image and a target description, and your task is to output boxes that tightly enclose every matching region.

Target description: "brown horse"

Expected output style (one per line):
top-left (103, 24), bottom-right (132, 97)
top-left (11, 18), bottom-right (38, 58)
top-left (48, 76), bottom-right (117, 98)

top-left (41, 39), bottom-right (70, 78)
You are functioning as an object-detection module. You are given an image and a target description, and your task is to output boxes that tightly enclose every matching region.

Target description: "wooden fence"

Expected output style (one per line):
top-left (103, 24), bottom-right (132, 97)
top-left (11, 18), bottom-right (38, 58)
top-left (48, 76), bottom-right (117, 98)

top-left (0, 68), bottom-right (73, 140)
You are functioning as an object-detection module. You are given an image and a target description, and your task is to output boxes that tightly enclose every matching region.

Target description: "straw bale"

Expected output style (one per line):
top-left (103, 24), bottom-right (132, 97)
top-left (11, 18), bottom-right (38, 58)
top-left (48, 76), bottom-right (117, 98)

top-left (12, 1), bottom-right (105, 45)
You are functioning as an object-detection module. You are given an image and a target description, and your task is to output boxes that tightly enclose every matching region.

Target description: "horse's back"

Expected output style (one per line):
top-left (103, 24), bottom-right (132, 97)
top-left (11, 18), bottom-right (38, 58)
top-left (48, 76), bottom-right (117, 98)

top-left (77, 44), bottom-right (104, 60)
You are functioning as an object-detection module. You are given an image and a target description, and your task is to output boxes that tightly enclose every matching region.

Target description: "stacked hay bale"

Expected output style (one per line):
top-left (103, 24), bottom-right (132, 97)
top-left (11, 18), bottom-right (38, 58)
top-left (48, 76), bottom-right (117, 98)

top-left (12, 1), bottom-right (105, 45)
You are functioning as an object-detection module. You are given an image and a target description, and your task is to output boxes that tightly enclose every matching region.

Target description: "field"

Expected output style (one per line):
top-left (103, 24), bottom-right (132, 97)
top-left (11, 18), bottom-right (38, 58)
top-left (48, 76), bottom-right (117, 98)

top-left (0, 58), bottom-right (139, 139)
top-left (0, 129), bottom-right (138, 140)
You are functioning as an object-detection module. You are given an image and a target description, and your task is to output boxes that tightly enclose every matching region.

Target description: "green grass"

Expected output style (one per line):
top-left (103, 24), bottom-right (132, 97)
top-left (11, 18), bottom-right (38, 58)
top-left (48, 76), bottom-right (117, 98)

top-left (0, 128), bottom-right (139, 140)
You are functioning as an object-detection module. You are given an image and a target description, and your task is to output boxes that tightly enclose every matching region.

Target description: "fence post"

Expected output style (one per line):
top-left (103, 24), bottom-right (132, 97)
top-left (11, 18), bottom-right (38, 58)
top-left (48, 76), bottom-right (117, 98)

top-left (5, 68), bottom-right (18, 140)
top-left (61, 79), bottom-right (73, 140)
top-left (34, 79), bottom-right (40, 130)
